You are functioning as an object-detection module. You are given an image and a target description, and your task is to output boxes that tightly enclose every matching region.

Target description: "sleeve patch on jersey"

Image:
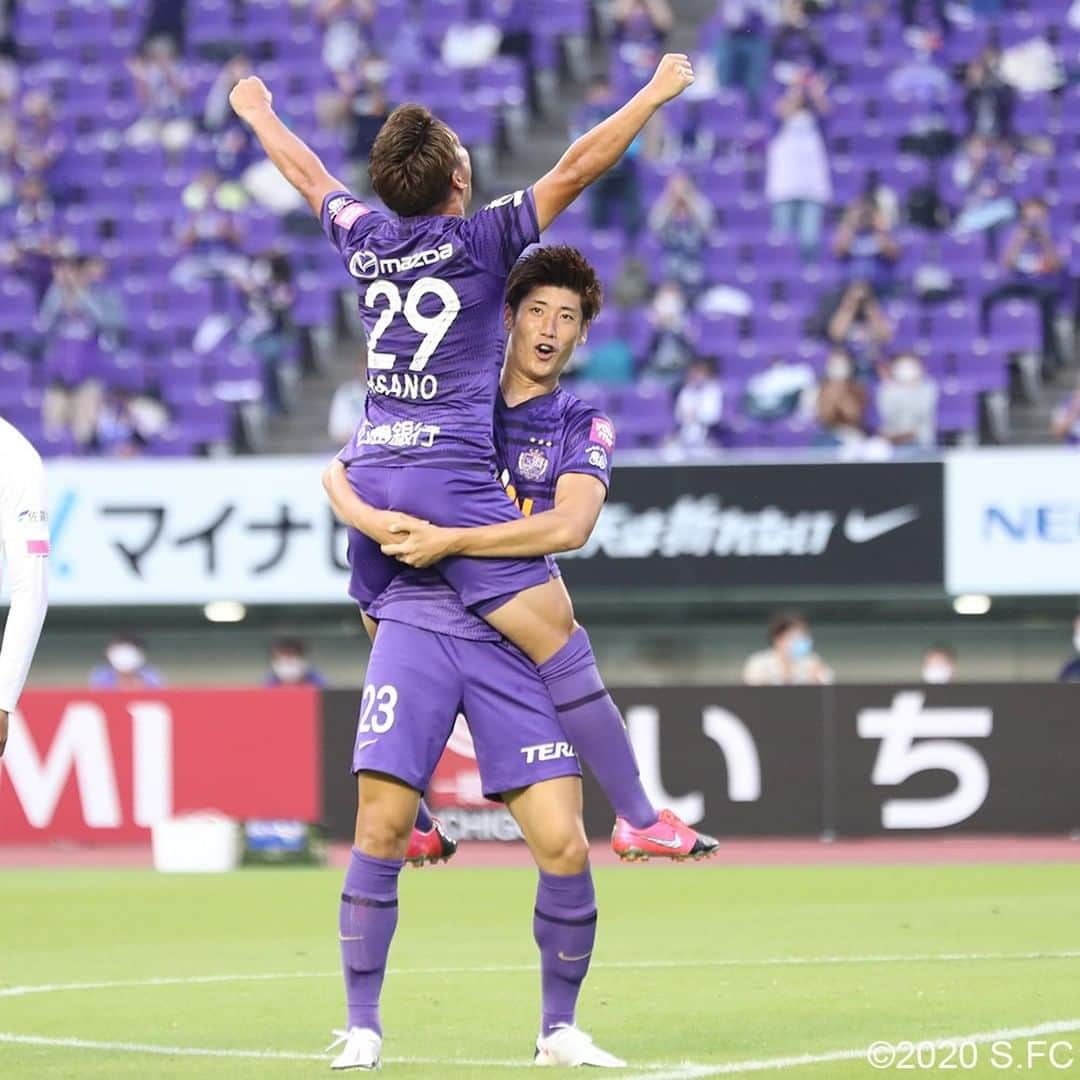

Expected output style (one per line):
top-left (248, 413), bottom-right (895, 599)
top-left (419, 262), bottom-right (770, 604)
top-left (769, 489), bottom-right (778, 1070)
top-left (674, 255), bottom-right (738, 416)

top-left (328, 195), bottom-right (369, 227)
top-left (589, 417), bottom-right (615, 450)
top-left (483, 190), bottom-right (525, 211)
top-left (585, 446), bottom-right (608, 471)
top-left (26, 539), bottom-right (50, 555)
top-left (17, 509), bottom-right (48, 525)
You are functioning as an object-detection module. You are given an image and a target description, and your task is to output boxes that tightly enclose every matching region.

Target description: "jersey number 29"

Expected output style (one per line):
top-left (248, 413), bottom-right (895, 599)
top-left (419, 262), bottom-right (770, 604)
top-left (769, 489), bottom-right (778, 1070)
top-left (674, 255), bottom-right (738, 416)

top-left (364, 277), bottom-right (461, 372)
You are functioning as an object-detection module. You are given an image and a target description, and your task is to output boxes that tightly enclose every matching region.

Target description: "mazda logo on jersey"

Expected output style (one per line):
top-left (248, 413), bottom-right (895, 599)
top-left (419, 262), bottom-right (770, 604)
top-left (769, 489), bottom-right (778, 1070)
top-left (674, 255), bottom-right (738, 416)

top-left (348, 250), bottom-right (379, 279)
top-left (558, 462), bottom-right (944, 589)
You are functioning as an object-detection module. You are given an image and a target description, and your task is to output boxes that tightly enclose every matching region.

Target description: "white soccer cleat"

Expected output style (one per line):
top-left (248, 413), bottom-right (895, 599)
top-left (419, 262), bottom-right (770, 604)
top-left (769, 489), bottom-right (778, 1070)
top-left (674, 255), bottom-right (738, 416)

top-left (533, 1024), bottom-right (626, 1067)
top-left (327, 1027), bottom-right (382, 1070)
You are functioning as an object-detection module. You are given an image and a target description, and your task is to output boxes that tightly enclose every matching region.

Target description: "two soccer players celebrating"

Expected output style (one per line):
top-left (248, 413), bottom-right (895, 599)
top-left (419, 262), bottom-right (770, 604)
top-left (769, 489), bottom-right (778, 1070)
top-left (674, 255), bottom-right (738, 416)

top-left (232, 51), bottom-right (712, 1070)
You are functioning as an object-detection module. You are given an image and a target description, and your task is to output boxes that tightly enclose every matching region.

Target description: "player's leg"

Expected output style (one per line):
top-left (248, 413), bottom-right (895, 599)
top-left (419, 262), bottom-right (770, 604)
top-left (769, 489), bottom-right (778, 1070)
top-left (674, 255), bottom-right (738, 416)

top-left (331, 623), bottom-right (462, 1070)
top-left (460, 640), bottom-right (622, 1067)
top-left (484, 585), bottom-right (718, 858)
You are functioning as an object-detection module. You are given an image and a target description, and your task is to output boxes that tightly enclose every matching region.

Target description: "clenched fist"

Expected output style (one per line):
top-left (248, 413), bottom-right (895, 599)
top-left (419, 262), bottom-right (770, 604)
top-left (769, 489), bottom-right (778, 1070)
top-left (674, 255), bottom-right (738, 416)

top-left (644, 53), bottom-right (695, 107)
top-left (229, 75), bottom-right (273, 122)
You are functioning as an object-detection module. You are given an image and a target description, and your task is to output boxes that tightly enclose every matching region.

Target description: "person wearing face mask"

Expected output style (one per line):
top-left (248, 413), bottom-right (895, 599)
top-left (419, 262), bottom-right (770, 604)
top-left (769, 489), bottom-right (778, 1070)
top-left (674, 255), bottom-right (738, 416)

top-left (876, 352), bottom-right (939, 450)
top-left (922, 643), bottom-right (957, 685)
top-left (743, 611), bottom-right (834, 686)
top-left (814, 347), bottom-right (867, 445)
top-left (89, 634), bottom-right (165, 689)
top-left (1057, 616), bottom-right (1080, 683)
top-left (264, 637), bottom-right (327, 688)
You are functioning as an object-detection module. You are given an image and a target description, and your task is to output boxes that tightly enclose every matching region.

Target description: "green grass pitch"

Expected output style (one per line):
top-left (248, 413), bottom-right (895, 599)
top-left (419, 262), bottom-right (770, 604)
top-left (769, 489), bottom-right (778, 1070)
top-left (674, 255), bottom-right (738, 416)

top-left (1, 863), bottom-right (1078, 1078)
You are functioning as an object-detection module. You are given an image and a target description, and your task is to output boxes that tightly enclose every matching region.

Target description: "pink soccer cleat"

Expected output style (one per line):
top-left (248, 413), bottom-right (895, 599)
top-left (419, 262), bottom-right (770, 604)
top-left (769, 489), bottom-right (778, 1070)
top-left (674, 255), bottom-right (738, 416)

top-left (404, 818), bottom-right (458, 867)
top-left (611, 809), bottom-right (719, 861)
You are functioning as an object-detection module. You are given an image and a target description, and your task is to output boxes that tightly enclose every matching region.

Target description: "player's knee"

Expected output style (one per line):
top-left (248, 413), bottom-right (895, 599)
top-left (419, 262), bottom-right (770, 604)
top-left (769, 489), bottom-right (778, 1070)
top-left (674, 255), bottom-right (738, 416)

top-left (353, 812), bottom-right (411, 860)
top-left (536, 826), bottom-right (589, 875)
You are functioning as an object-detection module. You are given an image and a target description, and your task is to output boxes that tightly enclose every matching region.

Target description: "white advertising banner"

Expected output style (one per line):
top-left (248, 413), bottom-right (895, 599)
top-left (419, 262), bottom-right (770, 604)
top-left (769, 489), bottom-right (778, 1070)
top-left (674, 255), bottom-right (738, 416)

top-left (40, 457), bottom-right (351, 605)
top-left (945, 448), bottom-right (1080, 596)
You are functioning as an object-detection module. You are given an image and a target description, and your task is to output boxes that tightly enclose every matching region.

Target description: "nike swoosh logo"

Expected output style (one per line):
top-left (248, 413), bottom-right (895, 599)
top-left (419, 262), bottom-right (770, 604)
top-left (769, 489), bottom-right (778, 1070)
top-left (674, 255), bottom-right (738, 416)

top-left (354, 738), bottom-right (378, 753)
top-left (843, 506), bottom-right (920, 544)
top-left (646, 836), bottom-right (683, 850)
top-left (557, 950), bottom-right (592, 962)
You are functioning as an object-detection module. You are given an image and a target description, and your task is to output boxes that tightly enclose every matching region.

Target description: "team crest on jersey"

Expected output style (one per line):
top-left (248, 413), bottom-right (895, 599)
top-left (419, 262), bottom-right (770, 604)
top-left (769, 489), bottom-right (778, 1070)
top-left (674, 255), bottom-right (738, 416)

top-left (517, 446), bottom-right (549, 482)
top-left (586, 445), bottom-right (608, 470)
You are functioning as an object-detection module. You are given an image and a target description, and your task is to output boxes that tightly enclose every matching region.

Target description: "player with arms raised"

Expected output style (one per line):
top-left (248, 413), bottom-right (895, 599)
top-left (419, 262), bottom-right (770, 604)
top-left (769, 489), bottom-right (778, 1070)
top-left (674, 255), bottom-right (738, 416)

top-left (232, 57), bottom-right (710, 858)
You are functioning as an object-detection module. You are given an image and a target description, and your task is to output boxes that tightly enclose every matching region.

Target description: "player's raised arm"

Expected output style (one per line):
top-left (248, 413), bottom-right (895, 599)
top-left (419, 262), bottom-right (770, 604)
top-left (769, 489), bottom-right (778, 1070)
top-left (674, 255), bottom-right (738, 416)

top-left (381, 473), bottom-right (607, 566)
top-left (532, 53), bottom-right (694, 232)
top-left (230, 76), bottom-right (347, 216)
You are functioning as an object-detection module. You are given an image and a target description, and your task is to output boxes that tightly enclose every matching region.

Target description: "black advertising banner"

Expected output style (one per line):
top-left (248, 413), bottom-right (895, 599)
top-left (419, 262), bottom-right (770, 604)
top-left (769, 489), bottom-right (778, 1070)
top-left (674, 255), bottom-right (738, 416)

top-left (320, 684), bottom-right (1080, 841)
top-left (580, 687), bottom-right (827, 839)
top-left (558, 461), bottom-right (945, 590)
top-left (831, 684), bottom-right (1080, 835)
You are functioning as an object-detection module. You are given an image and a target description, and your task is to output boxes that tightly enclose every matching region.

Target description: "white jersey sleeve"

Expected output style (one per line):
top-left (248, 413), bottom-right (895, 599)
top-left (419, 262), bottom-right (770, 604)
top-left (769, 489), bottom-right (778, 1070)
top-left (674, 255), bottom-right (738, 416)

top-left (0, 419), bottom-right (49, 713)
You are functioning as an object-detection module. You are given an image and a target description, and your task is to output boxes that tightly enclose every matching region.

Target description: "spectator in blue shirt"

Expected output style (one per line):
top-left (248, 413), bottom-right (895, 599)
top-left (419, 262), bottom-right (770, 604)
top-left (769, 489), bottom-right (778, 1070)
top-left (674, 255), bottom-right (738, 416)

top-left (264, 637), bottom-right (327, 688)
top-left (89, 634), bottom-right (166, 689)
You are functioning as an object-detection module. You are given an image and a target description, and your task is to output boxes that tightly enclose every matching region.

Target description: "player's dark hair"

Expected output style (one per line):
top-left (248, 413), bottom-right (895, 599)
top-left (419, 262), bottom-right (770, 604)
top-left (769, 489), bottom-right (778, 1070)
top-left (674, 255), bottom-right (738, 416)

top-left (271, 637), bottom-right (307, 656)
top-left (368, 104), bottom-right (460, 217)
top-left (505, 245), bottom-right (603, 326)
top-left (767, 611), bottom-right (806, 644)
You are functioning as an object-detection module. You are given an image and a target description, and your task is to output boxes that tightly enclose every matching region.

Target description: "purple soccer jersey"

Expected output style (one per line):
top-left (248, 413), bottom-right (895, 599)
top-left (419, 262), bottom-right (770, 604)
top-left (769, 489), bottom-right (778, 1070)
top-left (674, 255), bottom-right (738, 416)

top-left (322, 188), bottom-right (539, 471)
top-left (366, 386), bottom-right (616, 639)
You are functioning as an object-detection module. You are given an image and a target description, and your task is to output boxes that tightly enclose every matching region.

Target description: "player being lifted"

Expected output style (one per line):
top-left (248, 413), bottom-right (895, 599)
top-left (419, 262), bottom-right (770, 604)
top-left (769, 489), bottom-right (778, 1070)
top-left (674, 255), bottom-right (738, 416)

top-left (327, 246), bottom-right (720, 864)
top-left (323, 248), bottom-right (673, 1071)
top-left (231, 54), bottom-right (714, 856)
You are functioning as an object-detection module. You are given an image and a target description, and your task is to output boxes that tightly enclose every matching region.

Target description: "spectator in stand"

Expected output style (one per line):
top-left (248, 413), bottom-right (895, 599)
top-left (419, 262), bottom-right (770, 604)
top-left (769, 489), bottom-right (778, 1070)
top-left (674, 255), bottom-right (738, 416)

top-left (43, 378), bottom-right (104, 449)
top-left (264, 637), bottom-right (327, 688)
top-left (771, 0), bottom-right (825, 82)
top-left (674, 356), bottom-right (724, 448)
top-left (318, 53), bottom-right (390, 163)
top-left (612, 0), bottom-right (673, 76)
top-left (203, 54), bottom-right (257, 177)
top-left (963, 46), bottom-right (1014, 150)
top-left (648, 171), bottom-right (714, 293)
top-left (37, 255), bottom-right (112, 344)
top-left (89, 634), bottom-right (165, 689)
top-left (743, 610), bottom-right (834, 685)
top-left (576, 77), bottom-right (643, 237)
top-left (230, 252), bottom-right (296, 412)
top-left (1051, 387), bottom-right (1080, 445)
top-left (4, 175), bottom-right (62, 302)
top-left (948, 135), bottom-right (1017, 236)
top-left (922, 643), bottom-right (957, 684)
top-left (16, 90), bottom-right (65, 190)
top-left (319, 0), bottom-right (378, 75)
top-left (901, 0), bottom-right (949, 35)
top-left (888, 35), bottom-right (956, 161)
top-left (876, 352), bottom-right (939, 450)
top-left (443, 20), bottom-right (502, 70)
top-left (825, 280), bottom-right (894, 371)
top-left (1058, 615), bottom-right (1080, 683)
top-left (814, 347), bottom-right (867, 445)
top-left (833, 191), bottom-right (901, 296)
top-left (742, 353), bottom-right (816, 422)
top-left (644, 280), bottom-right (694, 380)
top-left (714, 0), bottom-right (780, 114)
top-left (0, 113), bottom-right (16, 209)
top-left (171, 169), bottom-right (248, 291)
top-left (329, 356), bottom-right (367, 445)
top-left (126, 35), bottom-right (194, 153)
top-left (94, 388), bottom-right (170, 456)
top-left (765, 67), bottom-right (831, 261)
top-left (980, 197), bottom-right (1067, 372)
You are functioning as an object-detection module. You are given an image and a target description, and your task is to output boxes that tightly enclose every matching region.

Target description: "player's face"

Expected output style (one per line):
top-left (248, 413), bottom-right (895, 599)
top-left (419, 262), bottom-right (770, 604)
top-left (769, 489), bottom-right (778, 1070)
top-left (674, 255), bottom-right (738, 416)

top-left (505, 286), bottom-right (587, 384)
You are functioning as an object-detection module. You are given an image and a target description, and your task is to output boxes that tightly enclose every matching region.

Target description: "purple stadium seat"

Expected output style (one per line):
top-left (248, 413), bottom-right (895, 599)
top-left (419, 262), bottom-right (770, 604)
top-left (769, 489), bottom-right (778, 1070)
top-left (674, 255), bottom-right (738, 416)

top-left (988, 301), bottom-right (1042, 353)
top-left (614, 383), bottom-right (675, 447)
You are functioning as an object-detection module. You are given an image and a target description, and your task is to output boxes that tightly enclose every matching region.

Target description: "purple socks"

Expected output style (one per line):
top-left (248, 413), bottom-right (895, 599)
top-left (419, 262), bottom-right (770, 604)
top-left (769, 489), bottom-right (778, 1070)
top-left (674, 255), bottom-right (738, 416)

top-left (538, 628), bottom-right (658, 829)
top-left (414, 798), bottom-right (434, 833)
top-left (533, 868), bottom-right (597, 1036)
top-left (339, 847), bottom-right (403, 1034)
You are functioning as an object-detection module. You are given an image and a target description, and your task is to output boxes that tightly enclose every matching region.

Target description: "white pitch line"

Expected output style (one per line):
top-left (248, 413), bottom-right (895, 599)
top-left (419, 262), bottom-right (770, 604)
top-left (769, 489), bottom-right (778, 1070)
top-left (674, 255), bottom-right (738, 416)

top-left (620, 1018), bottom-right (1080, 1080)
top-left (0, 1032), bottom-right (691, 1071)
top-left (2, 949), bottom-right (1078, 1000)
